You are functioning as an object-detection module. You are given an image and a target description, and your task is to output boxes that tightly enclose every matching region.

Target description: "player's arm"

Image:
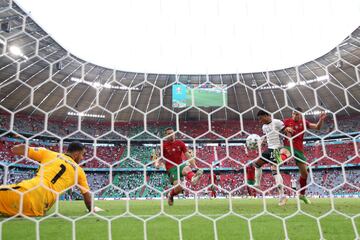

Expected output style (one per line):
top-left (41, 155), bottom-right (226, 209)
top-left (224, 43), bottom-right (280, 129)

top-left (82, 191), bottom-right (92, 212)
top-left (78, 175), bottom-right (92, 212)
top-left (260, 135), bottom-right (267, 147)
top-left (282, 119), bottom-right (294, 137)
top-left (81, 191), bottom-right (103, 212)
top-left (260, 125), bottom-right (268, 147)
top-left (276, 119), bottom-right (293, 135)
top-left (11, 144), bottom-right (26, 156)
top-left (11, 144), bottom-right (49, 163)
top-left (78, 169), bottom-right (103, 212)
top-left (307, 112), bottom-right (326, 130)
top-left (283, 126), bottom-right (294, 135)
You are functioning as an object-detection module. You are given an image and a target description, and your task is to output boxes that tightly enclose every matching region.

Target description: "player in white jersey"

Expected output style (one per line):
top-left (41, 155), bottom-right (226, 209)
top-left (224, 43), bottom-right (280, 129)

top-left (253, 110), bottom-right (292, 206)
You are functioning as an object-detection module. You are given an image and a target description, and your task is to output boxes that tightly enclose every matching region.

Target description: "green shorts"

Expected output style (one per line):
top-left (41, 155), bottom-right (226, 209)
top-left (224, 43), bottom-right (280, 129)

top-left (247, 180), bottom-right (255, 185)
top-left (167, 164), bottom-right (186, 184)
top-left (284, 146), bottom-right (307, 163)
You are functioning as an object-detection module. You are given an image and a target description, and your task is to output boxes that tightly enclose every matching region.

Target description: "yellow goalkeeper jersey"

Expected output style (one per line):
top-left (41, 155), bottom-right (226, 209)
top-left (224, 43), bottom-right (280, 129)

top-left (0, 147), bottom-right (90, 216)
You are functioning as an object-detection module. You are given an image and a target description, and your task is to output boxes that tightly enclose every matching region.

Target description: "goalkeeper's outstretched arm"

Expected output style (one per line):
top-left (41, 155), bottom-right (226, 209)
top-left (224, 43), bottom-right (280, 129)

top-left (82, 191), bottom-right (92, 212)
top-left (82, 191), bottom-right (104, 212)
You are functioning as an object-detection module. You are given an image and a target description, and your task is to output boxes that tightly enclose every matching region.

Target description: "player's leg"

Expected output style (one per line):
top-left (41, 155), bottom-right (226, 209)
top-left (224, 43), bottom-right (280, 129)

top-left (209, 185), bottom-right (216, 198)
top-left (0, 186), bottom-right (21, 216)
top-left (292, 186), bottom-right (297, 198)
top-left (247, 180), bottom-right (256, 197)
top-left (168, 180), bottom-right (183, 206)
top-left (253, 160), bottom-right (265, 188)
top-left (296, 154), bottom-right (311, 204)
top-left (253, 151), bottom-right (271, 187)
top-left (167, 167), bottom-right (183, 206)
top-left (246, 185), bottom-right (252, 197)
top-left (207, 188), bottom-right (212, 199)
top-left (182, 165), bottom-right (203, 185)
top-left (274, 147), bottom-right (291, 163)
top-left (0, 184), bottom-right (34, 217)
top-left (270, 165), bottom-right (287, 206)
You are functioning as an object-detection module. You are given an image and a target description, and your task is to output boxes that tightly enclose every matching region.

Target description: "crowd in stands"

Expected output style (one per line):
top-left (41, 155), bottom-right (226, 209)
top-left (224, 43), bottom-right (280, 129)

top-left (0, 138), bottom-right (358, 169)
top-left (1, 168), bottom-right (359, 199)
top-left (0, 113), bottom-right (359, 200)
top-left (1, 114), bottom-right (360, 141)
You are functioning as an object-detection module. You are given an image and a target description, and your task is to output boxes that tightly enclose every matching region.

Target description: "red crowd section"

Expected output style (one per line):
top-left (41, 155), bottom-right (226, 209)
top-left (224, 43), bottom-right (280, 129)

top-left (0, 139), bottom-right (358, 168)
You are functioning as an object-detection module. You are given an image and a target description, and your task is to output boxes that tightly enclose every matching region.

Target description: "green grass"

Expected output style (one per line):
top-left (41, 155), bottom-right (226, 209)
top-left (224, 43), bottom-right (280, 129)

top-left (1, 198), bottom-right (359, 240)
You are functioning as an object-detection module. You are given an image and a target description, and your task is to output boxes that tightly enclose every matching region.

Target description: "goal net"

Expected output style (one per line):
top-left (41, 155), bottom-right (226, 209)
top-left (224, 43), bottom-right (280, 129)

top-left (0, 1), bottom-right (359, 240)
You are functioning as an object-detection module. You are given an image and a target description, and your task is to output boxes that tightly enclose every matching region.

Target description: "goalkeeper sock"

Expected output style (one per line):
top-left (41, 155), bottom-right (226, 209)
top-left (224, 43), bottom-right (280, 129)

top-left (185, 171), bottom-right (195, 182)
top-left (299, 176), bottom-right (307, 195)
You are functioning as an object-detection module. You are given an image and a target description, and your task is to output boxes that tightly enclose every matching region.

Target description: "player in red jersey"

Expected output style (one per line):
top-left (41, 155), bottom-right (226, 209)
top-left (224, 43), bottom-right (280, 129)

top-left (153, 127), bottom-right (203, 206)
top-left (279, 107), bottom-right (326, 204)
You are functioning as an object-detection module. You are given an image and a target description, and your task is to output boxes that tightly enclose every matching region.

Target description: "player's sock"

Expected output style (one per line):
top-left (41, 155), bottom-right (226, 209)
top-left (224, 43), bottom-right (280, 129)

top-left (274, 173), bottom-right (287, 206)
top-left (273, 149), bottom-right (282, 164)
top-left (247, 186), bottom-right (252, 197)
top-left (168, 190), bottom-right (176, 206)
top-left (254, 164), bottom-right (262, 187)
top-left (274, 173), bottom-right (284, 197)
top-left (185, 171), bottom-right (195, 182)
top-left (299, 176), bottom-right (307, 195)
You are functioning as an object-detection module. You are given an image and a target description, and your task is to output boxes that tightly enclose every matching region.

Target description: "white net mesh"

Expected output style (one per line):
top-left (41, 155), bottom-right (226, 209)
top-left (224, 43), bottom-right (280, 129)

top-left (0, 1), bottom-right (359, 240)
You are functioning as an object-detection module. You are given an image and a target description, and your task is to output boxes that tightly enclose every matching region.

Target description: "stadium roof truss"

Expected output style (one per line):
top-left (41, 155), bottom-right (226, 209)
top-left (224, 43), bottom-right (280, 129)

top-left (0, 2), bottom-right (359, 122)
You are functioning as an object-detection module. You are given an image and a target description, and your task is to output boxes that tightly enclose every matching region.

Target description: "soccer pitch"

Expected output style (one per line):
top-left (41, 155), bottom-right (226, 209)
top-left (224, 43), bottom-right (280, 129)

top-left (186, 89), bottom-right (226, 107)
top-left (2, 198), bottom-right (359, 240)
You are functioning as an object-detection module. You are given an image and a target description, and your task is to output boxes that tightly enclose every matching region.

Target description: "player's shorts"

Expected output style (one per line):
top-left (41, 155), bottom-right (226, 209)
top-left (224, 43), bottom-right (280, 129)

top-left (261, 149), bottom-right (277, 164)
top-left (0, 184), bottom-right (39, 217)
top-left (167, 164), bottom-right (186, 184)
top-left (247, 180), bottom-right (255, 185)
top-left (284, 146), bottom-right (307, 163)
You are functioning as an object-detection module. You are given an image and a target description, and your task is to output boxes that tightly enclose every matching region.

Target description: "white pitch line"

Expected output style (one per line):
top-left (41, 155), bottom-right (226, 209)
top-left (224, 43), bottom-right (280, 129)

top-left (2, 212), bottom-right (358, 221)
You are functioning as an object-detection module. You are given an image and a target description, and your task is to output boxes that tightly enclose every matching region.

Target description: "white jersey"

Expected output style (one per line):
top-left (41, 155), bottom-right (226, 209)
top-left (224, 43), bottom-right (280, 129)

top-left (291, 178), bottom-right (297, 188)
top-left (262, 119), bottom-right (285, 149)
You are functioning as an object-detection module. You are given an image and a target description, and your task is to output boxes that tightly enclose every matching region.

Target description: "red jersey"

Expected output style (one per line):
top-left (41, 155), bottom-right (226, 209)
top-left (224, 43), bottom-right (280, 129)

top-left (283, 118), bottom-right (310, 152)
top-left (246, 166), bottom-right (255, 181)
top-left (162, 140), bottom-right (187, 171)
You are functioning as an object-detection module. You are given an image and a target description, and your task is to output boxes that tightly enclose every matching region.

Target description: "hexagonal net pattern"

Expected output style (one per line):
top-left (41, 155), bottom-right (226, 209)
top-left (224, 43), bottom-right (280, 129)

top-left (0, 1), bottom-right (360, 240)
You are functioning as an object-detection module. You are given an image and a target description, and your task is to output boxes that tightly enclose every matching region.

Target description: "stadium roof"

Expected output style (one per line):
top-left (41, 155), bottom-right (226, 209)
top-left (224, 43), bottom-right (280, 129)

top-left (0, 1), bottom-right (359, 122)
top-left (15, 0), bottom-right (360, 74)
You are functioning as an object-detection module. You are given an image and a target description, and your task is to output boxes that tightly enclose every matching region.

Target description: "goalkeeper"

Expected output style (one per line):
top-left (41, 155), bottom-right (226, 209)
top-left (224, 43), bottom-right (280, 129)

top-left (0, 141), bottom-right (103, 217)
